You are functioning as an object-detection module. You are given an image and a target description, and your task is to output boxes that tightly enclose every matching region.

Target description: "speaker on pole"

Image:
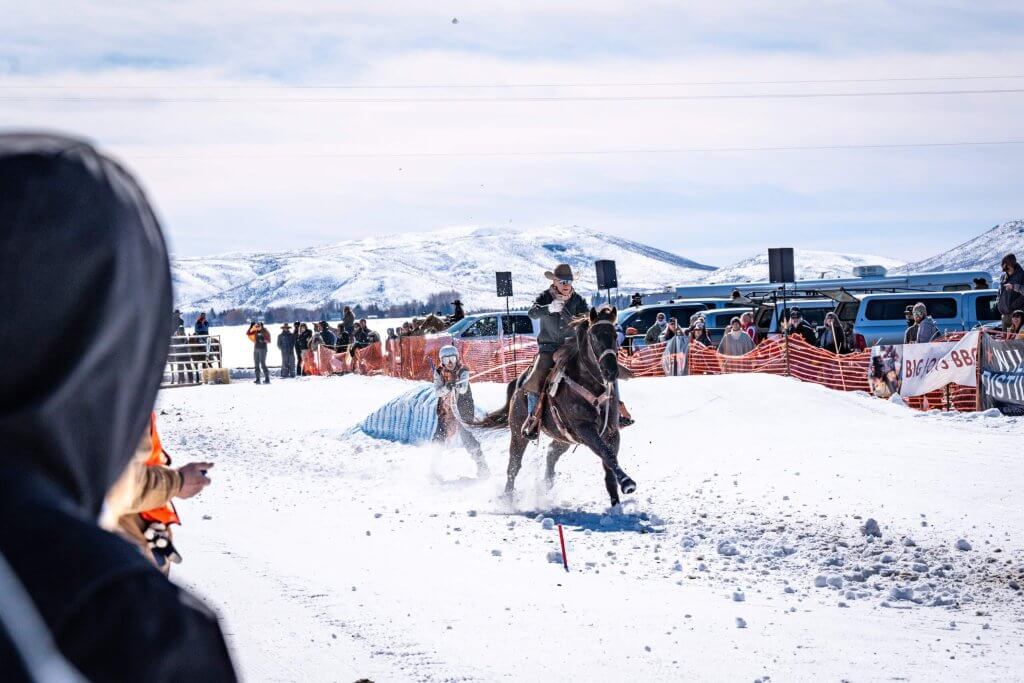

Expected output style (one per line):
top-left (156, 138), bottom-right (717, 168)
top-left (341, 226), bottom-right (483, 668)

top-left (768, 248), bottom-right (795, 284)
top-left (595, 260), bottom-right (618, 290)
top-left (495, 271), bottom-right (513, 298)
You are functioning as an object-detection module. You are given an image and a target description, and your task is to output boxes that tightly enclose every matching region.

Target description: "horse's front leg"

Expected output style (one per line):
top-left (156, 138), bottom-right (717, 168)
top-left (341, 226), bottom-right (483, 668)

top-left (576, 423), bottom-right (635, 497)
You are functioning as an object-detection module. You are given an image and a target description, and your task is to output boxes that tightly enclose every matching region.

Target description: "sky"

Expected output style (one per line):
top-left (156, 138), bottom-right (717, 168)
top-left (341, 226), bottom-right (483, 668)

top-left (2, 1), bottom-right (1024, 267)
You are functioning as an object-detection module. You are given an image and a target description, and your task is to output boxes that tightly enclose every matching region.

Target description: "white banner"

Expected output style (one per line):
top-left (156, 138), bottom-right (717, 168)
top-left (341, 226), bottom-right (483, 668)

top-left (869, 331), bottom-right (979, 398)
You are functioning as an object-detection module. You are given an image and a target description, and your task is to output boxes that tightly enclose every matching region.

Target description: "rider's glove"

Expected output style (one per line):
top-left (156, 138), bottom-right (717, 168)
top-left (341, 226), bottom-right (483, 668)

top-left (548, 300), bottom-right (564, 313)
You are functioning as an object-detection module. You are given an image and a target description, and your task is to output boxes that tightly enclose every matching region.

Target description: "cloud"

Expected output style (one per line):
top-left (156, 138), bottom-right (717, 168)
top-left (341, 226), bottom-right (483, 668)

top-left (2, 2), bottom-right (1023, 263)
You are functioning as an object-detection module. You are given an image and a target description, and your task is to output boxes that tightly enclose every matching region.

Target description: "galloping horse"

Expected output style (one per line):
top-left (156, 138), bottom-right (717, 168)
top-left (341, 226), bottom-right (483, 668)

top-left (475, 306), bottom-right (636, 506)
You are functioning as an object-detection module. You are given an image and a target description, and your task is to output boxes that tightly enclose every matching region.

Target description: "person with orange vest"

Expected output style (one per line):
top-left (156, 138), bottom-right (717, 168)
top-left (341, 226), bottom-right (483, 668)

top-left (104, 412), bottom-right (213, 574)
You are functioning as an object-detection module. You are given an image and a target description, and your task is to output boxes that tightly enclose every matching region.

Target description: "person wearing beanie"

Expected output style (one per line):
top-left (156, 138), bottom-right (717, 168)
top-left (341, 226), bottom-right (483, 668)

top-left (998, 254), bottom-right (1024, 330)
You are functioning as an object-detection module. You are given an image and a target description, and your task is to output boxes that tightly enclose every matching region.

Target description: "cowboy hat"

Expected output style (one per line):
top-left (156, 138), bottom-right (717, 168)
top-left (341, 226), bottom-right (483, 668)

top-left (544, 263), bottom-right (574, 282)
top-left (280, 323), bottom-right (292, 330)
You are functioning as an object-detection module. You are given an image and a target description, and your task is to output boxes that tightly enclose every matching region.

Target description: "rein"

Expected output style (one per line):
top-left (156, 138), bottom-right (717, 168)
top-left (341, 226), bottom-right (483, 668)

top-left (564, 318), bottom-right (619, 435)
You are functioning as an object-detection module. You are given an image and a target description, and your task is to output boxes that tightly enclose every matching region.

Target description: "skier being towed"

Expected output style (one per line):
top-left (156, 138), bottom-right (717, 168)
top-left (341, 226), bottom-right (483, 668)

top-left (433, 345), bottom-right (490, 478)
top-left (521, 263), bottom-right (633, 439)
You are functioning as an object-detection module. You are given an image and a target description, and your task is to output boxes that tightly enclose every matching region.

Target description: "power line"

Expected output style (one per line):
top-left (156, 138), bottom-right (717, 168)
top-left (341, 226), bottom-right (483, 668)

top-left (126, 139), bottom-right (1024, 160)
top-left (5, 88), bottom-right (1024, 103)
top-left (3, 74), bottom-right (1024, 90)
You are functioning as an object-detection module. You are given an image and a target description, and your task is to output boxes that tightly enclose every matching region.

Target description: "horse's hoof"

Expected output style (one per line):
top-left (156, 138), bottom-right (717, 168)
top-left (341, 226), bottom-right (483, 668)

top-left (619, 477), bottom-right (636, 495)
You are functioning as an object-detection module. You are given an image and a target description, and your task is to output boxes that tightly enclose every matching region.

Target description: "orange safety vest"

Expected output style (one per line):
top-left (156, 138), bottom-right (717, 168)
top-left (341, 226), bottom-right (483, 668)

top-left (140, 412), bottom-right (181, 526)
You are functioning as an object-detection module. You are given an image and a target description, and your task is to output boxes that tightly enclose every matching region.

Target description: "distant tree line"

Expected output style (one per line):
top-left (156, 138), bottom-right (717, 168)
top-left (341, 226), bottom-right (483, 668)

top-left (180, 290), bottom-right (463, 327)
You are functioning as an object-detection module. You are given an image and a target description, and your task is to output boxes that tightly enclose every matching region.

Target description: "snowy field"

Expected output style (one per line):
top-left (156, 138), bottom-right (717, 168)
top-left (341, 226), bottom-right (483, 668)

top-left (158, 373), bottom-right (1024, 682)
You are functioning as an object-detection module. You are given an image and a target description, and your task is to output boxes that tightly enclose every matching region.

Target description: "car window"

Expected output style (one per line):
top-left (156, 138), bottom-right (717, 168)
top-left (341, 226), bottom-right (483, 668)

top-left (502, 315), bottom-right (534, 334)
top-left (864, 297), bottom-right (958, 321)
top-left (798, 307), bottom-right (832, 328)
top-left (460, 316), bottom-right (498, 337)
top-left (669, 305), bottom-right (708, 326)
top-left (975, 295), bottom-right (1000, 322)
top-left (446, 317), bottom-right (474, 334)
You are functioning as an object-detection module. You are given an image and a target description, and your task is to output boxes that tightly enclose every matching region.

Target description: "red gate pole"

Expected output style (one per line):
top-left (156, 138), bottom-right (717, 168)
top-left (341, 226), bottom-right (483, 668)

top-left (557, 524), bottom-right (569, 572)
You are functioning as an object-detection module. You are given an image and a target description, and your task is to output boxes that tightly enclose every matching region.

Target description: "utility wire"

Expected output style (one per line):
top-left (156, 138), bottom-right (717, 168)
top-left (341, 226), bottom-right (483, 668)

top-left (5, 88), bottom-right (1024, 103)
top-left (4, 74), bottom-right (1024, 90)
top-left (127, 139), bottom-right (1024, 160)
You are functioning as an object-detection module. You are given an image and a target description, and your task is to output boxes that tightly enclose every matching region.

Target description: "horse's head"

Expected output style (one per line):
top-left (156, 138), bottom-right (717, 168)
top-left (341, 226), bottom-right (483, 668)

top-left (585, 305), bottom-right (619, 383)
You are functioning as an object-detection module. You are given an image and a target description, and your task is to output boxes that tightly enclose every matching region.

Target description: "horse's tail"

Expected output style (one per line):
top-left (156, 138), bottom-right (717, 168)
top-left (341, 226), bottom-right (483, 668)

top-left (471, 377), bottom-right (520, 429)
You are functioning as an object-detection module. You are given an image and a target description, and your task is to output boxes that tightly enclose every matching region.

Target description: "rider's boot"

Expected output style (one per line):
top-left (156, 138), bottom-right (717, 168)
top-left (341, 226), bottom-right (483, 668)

top-left (521, 392), bottom-right (541, 439)
top-left (618, 401), bottom-right (634, 428)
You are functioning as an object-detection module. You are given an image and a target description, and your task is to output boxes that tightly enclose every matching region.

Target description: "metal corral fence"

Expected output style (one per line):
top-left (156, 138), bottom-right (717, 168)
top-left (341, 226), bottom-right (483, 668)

top-left (162, 335), bottom-right (223, 388)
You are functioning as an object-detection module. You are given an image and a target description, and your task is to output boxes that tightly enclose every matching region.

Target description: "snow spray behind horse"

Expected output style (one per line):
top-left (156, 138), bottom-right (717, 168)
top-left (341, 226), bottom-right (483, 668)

top-left (474, 306), bottom-right (636, 506)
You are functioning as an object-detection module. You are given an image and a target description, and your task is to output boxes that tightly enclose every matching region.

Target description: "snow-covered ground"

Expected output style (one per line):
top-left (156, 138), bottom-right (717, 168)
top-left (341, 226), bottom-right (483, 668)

top-left (159, 373), bottom-right (1024, 682)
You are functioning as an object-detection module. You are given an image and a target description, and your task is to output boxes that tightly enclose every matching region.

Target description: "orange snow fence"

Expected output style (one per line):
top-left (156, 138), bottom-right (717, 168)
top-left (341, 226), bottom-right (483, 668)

top-left (297, 331), bottom-right (993, 414)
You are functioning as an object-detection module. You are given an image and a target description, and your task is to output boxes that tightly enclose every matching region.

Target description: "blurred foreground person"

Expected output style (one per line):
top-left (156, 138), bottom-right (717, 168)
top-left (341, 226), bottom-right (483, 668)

top-left (0, 134), bottom-right (235, 681)
top-left (104, 413), bottom-right (213, 574)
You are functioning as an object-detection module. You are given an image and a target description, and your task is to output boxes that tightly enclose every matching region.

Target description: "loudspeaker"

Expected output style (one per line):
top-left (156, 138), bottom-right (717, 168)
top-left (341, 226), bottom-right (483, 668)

top-left (495, 271), bottom-right (514, 298)
top-left (768, 248), bottom-right (795, 284)
top-left (595, 259), bottom-right (618, 290)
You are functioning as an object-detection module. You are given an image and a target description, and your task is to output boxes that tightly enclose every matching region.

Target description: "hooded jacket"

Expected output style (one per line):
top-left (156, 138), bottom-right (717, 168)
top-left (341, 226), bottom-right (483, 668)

top-left (0, 134), bottom-right (236, 681)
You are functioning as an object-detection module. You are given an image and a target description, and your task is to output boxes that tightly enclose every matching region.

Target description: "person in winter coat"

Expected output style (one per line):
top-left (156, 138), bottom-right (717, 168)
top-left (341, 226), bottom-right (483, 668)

top-left (819, 312), bottom-right (850, 354)
top-left (998, 254), bottom-right (1024, 330)
top-left (0, 133), bottom-right (236, 681)
top-left (319, 320), bottom-right (337, 349)
top-left (293, 320), bottom-right (303, 375)
top-left (194, 312), bottom-right (210, 336)
top-left (247, 321), bottom-right (271, 383)
top-left (521, 263), bottom-right (590, 438)
top-left (277, 323), bottom-right (296, 377)
top-left (342, 306), bottom-right (356, 334)
top-left (740, 311), bottom-right (758, 344)
top-left (433, 345), bottom-right (489, 477)
top-left (718, 317), bottom-right (755, 356)
top-left (294, 323), bottom-right (309, 376)
top-left (662, 318), bottom-right (681, 342)
top-left (450, 299), bottom-right (466, 323)
top-left (785, 307), bottom-right (818, 346)
top-left (172, 308), bottom-right (185, 336)
top-left (906, 302), bottom-right (940, 343)
top-left (687, 314), bottom-right (712, 347)
top-left (645, 312), bottom-right (668, 344)
top-left (104, 413), bottom-right (213, 574)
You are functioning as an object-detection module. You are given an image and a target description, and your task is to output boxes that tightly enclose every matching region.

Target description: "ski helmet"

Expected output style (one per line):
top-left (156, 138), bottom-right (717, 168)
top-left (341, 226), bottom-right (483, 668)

top-left (439, 345), bottom-right (459, 364)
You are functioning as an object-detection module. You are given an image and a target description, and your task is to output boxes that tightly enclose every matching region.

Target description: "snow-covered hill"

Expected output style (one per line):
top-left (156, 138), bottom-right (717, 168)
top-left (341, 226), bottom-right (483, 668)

top-left (700, 249), bottom-right (904, 284)
top-left (171, 225), bottom-right (715, 312)
top-left (899, 220), bottom-right (1024, 278)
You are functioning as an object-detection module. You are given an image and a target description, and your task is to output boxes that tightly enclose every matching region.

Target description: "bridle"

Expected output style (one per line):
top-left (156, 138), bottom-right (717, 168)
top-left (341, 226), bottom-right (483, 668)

top-left (580, 318), bottom-right (619, 435)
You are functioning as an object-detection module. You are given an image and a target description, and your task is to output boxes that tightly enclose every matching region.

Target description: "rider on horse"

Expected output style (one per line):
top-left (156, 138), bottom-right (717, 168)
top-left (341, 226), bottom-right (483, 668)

top-left (434, 344), bottom-right (490, 477)
top-left (522, 263), bottom-right (635, 439)
top-left (522, 264), bottom-right (589, 438)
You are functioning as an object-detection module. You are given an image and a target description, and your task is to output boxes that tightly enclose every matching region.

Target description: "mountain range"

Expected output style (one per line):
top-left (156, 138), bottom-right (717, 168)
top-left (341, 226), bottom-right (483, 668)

top-left (172, 220), bottom-right (1023, 313)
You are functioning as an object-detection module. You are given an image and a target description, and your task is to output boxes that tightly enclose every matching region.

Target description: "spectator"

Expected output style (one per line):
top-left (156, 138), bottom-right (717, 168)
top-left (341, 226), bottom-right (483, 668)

top-left (450, 299), bottom-right (466, 323)
top-left (998, 254), bottom-right (1024, 330)
top-left (277, 323), bottom-right (295, 377)
top-left (687, 314), bottom-right (712, 347)
top-left (386, 327), bottom-right (397, 341)
top-left (662, 317), bottom-right (681, 342)
top-left (296, 323), bottom-right (312, 375)
top-left (350, 320), bottom-right (369, 357)
top-left (0, 133), bottom-right (235, 680)
top-left (629, 292), bottom-right (643, 308)
top-left (740, 311), bottom-right (758, 344)
top-left (309, 322), bottom-right (324, 352)
top-left (819, 312), bottom-right (850, 354)
top-left (645, 311), bottom-right (667, 343)
top-left (194, 312), bottom-right (210, 336)
top-left (172, 308), bottom-right (185, 336)
top-left (247, 321), bottom-right (271, 384)
top-left (785, 307), bottom-right (818, 345)
top-left (337, 323), bottom-right (352, 348)
top-left (1007, 309), bottom-right (1023, 338)
top-left (974, 277), bottom-right (989, 290)
top-left (342, 306), bottom-right (356, 334)
top-left (319, 320), bottom-right (337, 349)
top-left (907, 302), bottom-right (940, 343)
top-left (623, 326), bottom-right (639, 353)
top-left (904, 305), bottom-right (915, 331)
top-left (293, 320), bottom-right (303, 374)
top-left (104, 413), bottom-right (213, 574)
top-left (718, 317), bottom-right (755, 356)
